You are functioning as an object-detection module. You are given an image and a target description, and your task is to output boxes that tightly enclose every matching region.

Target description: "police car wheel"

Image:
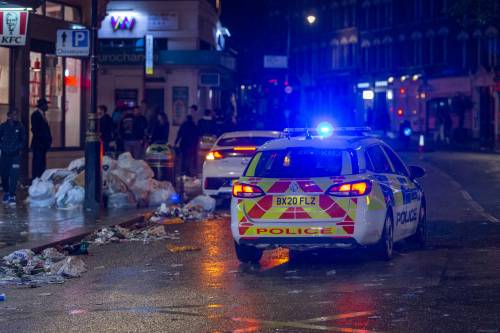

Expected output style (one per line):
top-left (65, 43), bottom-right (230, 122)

top-left (376, 213), bottom-right (394, 260)
top-left (234, 242), bottom-right (263, 264)
top-left (410, 202), bottom-right (427, 247)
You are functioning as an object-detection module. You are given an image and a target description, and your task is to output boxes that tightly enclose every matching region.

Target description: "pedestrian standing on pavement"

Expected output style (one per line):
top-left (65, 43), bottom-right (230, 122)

top-left (149, 111), bottom-right (170, 144)
top-left (112, 106), bottom-right (125, 152)
top-left (197, 109), bottom-right (216, 137)
top-left (98, 105), bottom-right (114, 154)
top-left (0, 108), bottom-right (26, 205)
top-left (31, 98), bottom-right (52, 179)
top-left (119, 106), bottom-right (148, 160)
top-left (189, 104), bottom-right (198, 116)
top-left (175, 115), bottom-right (199, 176)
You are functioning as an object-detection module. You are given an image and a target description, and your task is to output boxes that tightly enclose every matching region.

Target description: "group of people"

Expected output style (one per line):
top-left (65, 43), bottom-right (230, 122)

top-left (0, 98), bottom-right (235, 205)
top-left (0, 98), bottom-right (50, 206)
top-left (99, 100), bottom-right (170, 160)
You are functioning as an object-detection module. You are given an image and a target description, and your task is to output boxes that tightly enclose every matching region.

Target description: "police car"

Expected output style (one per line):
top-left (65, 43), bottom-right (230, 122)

top-left (203, 131), bottom-right (281, 197)
top-left (231, 126), bottom-right (426, 263)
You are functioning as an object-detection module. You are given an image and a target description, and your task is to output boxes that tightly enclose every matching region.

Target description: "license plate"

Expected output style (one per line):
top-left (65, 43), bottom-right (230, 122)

top-left (274, 196), bottom-right (318, 207)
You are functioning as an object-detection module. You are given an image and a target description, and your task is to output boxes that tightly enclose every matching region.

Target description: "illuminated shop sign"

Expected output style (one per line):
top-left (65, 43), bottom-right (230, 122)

top-left (110, 16), bottom-right (135, 31)
top-left (0, 10), bottom-right (29, 46)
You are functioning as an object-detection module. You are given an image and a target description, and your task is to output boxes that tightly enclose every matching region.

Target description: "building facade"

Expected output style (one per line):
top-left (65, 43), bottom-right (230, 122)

top-left (97, 0), bottom-right (234, 143)
top-left (292, 0), bottom-right (500, 148)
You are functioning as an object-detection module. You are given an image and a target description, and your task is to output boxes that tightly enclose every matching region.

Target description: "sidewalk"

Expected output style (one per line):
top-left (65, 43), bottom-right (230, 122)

top-left (0, 196), bottom-right (150, 257)
top-left (383, 134), bottom-right (499, 155)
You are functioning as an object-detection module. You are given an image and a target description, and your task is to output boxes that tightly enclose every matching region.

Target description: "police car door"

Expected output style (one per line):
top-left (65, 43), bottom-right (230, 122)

top-left (365, 145), bottom-right (406, 242)
top-left (381, 145), bottom-right (419, 239)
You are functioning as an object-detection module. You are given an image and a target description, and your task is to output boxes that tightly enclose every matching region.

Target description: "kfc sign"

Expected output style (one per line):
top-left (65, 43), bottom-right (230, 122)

top-left (0, 11), bottom-right (29, 46)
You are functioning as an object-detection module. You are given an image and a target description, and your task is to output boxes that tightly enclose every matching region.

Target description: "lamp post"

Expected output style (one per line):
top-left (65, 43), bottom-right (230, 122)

top-left (84, 0), bottom-right (102, 210)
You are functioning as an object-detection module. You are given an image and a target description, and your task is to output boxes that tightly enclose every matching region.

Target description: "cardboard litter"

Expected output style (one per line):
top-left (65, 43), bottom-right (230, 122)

top-left (166, 245), bottom-right (201, 253)
top-left (0, 248), bottom-right (86, 286)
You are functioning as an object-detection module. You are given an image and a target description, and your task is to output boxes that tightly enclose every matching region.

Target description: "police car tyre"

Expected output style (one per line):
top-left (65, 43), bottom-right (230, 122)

top-left (376, 212), bottom-right (394, 261)
top-left (410, 200), bottom-right (427, 247)
top-left (234, 242), bottom-right (263, 263)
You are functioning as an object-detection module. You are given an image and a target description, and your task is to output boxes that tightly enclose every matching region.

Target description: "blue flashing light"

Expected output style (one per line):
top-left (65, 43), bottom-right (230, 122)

top-left (316, 122), bottom-right (334, 138)
top-left (170, 193), bottom-right (181, 204)
top-left (404, 127), bottom-right (412, 137)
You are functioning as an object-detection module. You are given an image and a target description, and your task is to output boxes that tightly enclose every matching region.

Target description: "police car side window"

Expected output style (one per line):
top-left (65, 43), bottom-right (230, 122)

top-left (382, 145), bottom-right (410, 177)
top-left (366, 146), bottom-right (393, 174)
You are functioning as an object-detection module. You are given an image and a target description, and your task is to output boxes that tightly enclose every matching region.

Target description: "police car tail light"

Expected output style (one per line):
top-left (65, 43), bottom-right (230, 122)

top-left (206, 151), bottom-right (224, 160)
top-left (232, 182), bottom-right (264, 198)
top-left (327, 180), bottom-right (372, 197)
top-left (234, 146), bottom-right (256, 151)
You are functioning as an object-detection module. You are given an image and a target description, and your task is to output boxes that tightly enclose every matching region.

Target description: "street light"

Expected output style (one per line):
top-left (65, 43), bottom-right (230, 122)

top-left (306, 15), bottom-right (317, 25)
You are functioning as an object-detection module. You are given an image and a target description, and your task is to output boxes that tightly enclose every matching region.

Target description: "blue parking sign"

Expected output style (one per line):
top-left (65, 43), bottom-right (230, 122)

top-left (72, 30), bottom-right (89, 48)
top-left (56, 29), bottom-right (90, 57)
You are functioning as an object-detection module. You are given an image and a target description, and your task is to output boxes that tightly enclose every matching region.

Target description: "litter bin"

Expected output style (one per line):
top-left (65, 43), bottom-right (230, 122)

top-left (145, 144), bottom-right (176, 185)
top-left (198, 135), bottom-right (217, 174)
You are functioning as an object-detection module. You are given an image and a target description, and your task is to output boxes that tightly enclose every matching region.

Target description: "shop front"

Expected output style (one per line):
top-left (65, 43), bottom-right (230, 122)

top-left (0, 47), bottom-right (9, 119)
top-left (0, 1), bottom-right (89, 179)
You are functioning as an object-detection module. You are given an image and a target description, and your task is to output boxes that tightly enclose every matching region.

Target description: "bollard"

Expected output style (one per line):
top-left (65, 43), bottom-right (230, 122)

top-left (418, 134), bottom-right (425, 155)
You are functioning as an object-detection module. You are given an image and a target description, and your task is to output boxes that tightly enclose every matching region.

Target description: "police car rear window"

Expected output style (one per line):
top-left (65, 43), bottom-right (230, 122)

top-left (245, 148), bottom-right (356, 178)
top-left (217, 137), bottom-right (275, 147)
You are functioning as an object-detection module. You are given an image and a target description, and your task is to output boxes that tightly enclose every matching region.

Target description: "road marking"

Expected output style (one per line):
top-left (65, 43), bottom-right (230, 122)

top-left (433, 167), bottom-right (499, 223)
top-left (302, 311), bottom-right (374, 323)
top-left (231, 311), bottom-right (382, 333)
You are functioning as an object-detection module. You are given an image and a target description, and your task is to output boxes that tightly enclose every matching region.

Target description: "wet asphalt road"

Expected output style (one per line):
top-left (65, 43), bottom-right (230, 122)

top-left (2, 152), bottom-right (500, 333)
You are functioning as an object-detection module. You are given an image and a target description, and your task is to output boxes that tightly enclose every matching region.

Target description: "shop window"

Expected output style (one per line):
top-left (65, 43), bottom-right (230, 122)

top-left (0, 48), bottom-right (9, 121)
top-left (65, 58), bottom-right (81, 147)
top-left (29, 52), bottom-right (42, 108)
top-left (45, 55), bottom-right (63, 148)
top-left (64, 5), bottom-right (81, 23)
top-left (45, 2), bottom-right (63, 19)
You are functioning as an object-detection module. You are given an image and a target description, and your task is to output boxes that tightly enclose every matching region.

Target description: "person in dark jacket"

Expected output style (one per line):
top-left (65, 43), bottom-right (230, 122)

top-left (0, 108), bottom-right (26, 205)
top-left (98, 105), bottom-right (114, 154)
top-left (197, 109), bottom-right (216, 137)
top-left (175, 115), bottom-right (199, 176)
top-left (149, 112), bottom-right (170, 144)
top-left (119, 106), bottom-right (148, 159)
top-left (31, 98), bottom-right (52, 179)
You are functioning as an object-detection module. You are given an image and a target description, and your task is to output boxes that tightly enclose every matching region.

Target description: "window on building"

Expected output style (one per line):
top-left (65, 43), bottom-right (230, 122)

top-left (362, 47), bottom-right (369, 70)
top-left (45, 1), bottom-right (63, 19)
top-left (29, 52), bottom-right (42, 109)
top-left (0, 48), bottom-right (9, 121)
top-left (364, 7), bottom-right (369, 29)
top-left (64, 5), bottom-right (81, 23)
top-left (487, 36), bottom-right (498, 67)
top-left (434, 34), bottom-right (448, 63)
top-left (45, 55), bottom-right (63, 148)
top-left (64, 58), bottom-right (81, 147)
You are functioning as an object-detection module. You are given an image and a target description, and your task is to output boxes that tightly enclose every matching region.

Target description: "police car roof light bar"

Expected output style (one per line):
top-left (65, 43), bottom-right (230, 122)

top-left (283, 127), bottom-right (372, 138)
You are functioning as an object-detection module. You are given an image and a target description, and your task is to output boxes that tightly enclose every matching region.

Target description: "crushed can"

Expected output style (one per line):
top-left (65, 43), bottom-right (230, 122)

top-left (145, 144), bottom-right (176, 184)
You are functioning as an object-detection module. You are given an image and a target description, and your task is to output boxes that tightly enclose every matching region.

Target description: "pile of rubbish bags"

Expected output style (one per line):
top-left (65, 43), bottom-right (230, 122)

top-left (28, 153), bottom-right (178, 209)
top-left (0, 248), bottom-right (86, 286)
top-left (149, 195), bottom-right (217, 223)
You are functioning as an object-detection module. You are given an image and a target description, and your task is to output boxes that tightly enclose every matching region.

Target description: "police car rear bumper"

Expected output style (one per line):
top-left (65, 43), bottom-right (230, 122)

top-left (239, 237), bottom-right (359, 250)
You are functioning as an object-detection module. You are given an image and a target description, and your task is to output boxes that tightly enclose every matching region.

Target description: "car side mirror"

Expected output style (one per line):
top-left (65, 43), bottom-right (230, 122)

top-left (409, 165), bottom-right (426, 179)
